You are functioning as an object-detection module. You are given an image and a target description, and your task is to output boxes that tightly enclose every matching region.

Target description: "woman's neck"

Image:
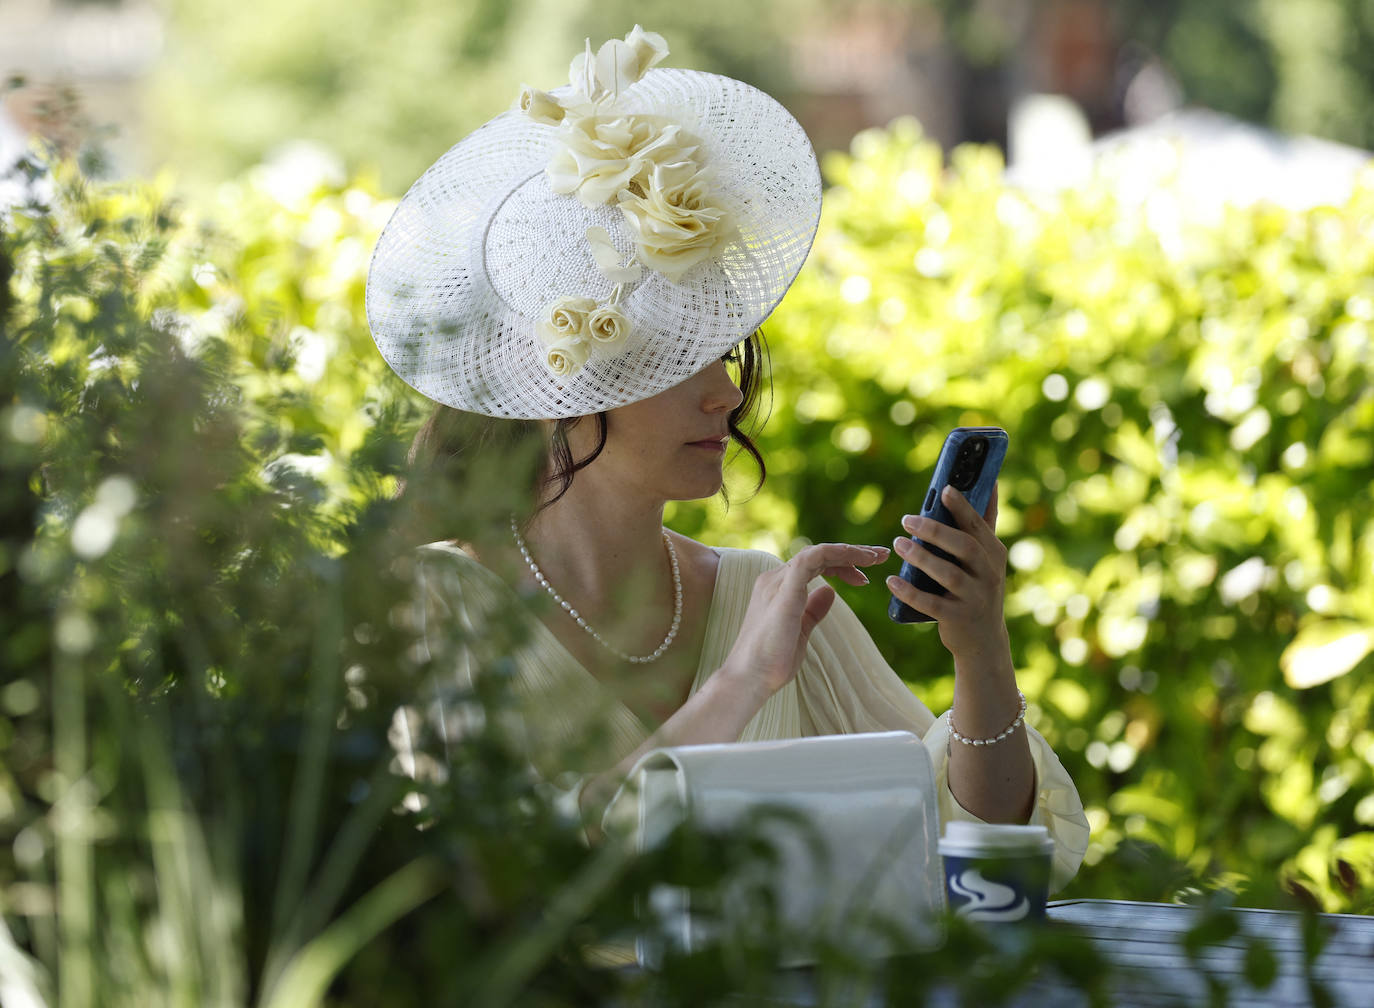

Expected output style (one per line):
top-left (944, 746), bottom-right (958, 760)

top-left (520, 475), bottom-right (668, 608)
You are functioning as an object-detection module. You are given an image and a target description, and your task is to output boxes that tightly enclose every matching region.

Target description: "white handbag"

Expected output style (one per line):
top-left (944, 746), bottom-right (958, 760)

top-left (629, 730), bottom-right (945, 967)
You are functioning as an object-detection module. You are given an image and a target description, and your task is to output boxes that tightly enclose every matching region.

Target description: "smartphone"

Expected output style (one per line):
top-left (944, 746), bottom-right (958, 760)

top-left (888, 426), bottom-right (1008, 624)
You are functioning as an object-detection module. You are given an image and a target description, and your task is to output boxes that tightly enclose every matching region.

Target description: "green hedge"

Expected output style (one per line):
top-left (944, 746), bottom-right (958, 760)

top-left (672, 119), bottom-right (1374, 910)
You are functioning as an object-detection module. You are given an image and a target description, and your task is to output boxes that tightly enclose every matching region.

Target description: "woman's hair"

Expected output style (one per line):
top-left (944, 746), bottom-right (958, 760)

top-left (407, 330), bottom-right (771, 517)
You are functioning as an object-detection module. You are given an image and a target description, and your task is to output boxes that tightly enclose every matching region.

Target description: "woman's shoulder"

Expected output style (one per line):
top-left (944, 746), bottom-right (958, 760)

top-left (413, 540), bottom-right (512, 601)
top-left (417, 539), bottom-right (478, 560)
top-left (712, 545), bottom-right (785, 579)
top-left (416, 539), bottom-right (487, 573)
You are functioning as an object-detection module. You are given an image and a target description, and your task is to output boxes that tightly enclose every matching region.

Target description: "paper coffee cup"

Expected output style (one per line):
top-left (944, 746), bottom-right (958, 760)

top-left (938, 822), bottom-right (1053, 922)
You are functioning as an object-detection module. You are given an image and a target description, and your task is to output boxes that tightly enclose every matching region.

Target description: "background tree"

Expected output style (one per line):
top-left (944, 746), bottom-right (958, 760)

top-left (147, 0), bottom-right (817, 195)
top-left (144, 0), bottom-right (1374, 198)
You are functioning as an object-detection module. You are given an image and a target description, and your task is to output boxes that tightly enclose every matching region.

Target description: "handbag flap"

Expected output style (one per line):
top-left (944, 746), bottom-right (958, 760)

top-left (631, 730), bottom-right (945, 966)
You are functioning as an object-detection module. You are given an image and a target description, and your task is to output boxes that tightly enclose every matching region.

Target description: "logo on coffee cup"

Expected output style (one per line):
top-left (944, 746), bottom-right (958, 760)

top-left (948, 867), bottom-right (1030, 921)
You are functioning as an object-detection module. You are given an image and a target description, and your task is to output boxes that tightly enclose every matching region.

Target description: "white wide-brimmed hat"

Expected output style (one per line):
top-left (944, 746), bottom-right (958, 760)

top-left (366, 26), bottom-right (822, 420)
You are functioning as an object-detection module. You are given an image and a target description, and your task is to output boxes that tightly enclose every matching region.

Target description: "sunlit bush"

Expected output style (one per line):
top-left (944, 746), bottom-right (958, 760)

top-left (672, 118), bottom-right (1374, 911)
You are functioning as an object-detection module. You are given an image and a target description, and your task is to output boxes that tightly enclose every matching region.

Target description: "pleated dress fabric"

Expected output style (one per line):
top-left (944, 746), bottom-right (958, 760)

top-left (408, 542), bottom-right (1090, 891)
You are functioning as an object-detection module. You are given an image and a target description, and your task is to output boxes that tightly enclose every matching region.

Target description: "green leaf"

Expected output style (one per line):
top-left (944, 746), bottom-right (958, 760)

top-left (1243, 935), bottom-right (1279, 989)
top-left (1282, 622), bottom-right (1374, 689)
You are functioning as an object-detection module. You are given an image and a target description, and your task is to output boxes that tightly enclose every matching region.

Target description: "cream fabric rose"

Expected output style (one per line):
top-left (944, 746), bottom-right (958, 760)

top-left (617, 162), bottom-right (734, 283)
top-left (536, 295), bottom-right (630, 375)
top-left (527, 28), bottom-right (732, 298)
top-left (537, 296), bottom-right (595, 347)
top-left (544, 336), bottom-right (591, 378)
top-left (516, 86), bottom-right (566, 126)
top-left (546, 115), bottom-right (698, 207)
top-left (586, 304), bottom-right (631, 352)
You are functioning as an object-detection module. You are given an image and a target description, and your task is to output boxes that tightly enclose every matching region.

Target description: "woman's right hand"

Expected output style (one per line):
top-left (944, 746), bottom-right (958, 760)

top-left (584, 543), bottom-right (890, 834)
top-left (720, 543), bottom-right (891, 699)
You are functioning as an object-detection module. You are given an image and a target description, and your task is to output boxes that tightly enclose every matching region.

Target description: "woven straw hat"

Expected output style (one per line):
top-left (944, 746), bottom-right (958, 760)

top-left (366, 27), bottom-right (822, 420)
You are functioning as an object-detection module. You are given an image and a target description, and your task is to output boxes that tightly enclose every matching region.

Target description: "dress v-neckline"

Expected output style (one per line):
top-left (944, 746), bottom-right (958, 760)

top-left (516, 547), bottom-right (730, 736)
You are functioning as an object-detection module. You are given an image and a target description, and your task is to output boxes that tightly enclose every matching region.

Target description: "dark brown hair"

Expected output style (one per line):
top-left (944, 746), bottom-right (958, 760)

top-left (407, 330), bottom-right (771, 515)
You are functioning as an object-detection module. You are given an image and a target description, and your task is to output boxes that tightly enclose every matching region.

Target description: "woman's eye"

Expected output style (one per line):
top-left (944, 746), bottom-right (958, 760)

top-left (721, 349), bottom-right (740, 364)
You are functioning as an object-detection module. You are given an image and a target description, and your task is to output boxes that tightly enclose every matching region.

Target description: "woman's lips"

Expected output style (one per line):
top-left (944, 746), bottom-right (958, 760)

top-left (687, 437), bottom-right (728, 452)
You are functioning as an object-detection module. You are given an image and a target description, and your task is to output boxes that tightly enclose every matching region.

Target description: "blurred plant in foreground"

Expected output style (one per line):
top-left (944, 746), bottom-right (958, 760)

top-left (0, 152), bottom-right (624, 1005)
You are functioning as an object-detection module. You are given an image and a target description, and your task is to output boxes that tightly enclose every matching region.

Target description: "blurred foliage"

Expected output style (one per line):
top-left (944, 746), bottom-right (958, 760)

top-left (902, 0), bottom-right (1374, 149)
top-left (149, 0), bottom-right (581, 194)
top-left (145, 0), bottom-right (1374, 197)
top-left (1112, 0), bottom-right (1374, 148)
top-left (148, 0), bottom-right (820, 195)
top-left (668, 117), bottom-right (1374, 913)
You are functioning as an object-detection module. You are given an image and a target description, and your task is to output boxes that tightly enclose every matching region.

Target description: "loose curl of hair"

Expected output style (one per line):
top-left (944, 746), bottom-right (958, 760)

top-left (407, 330), bottom-right (771, 517)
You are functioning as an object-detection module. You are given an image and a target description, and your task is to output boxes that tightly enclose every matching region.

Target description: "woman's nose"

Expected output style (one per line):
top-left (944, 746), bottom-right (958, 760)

top-left (703, 360), bottom-right (745, 413)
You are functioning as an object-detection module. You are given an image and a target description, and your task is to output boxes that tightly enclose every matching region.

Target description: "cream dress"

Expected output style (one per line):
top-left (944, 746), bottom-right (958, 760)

top-left (408, 541), bottom-right (1090, 891)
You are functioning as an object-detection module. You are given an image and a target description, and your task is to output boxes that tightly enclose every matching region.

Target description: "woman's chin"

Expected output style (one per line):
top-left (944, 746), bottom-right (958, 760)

top-left (669, 475), bottom-right (726, 502)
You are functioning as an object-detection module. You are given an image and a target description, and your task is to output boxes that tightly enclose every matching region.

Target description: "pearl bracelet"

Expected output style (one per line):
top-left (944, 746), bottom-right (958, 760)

top-left (949, 690), bottom-right (1027, 747)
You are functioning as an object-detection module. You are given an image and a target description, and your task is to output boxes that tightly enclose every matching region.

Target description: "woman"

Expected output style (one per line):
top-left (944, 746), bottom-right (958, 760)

top-left (369, 26), bottom-right (1088, 889)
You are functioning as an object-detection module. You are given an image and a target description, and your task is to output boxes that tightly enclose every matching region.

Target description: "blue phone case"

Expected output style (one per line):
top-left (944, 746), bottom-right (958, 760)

top-left (888, 427), bottom-right (1008, 624)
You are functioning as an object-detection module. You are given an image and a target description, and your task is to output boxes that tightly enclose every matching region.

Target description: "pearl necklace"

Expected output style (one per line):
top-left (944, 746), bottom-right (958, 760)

top-left (510, 517), bottom-right (683, 664)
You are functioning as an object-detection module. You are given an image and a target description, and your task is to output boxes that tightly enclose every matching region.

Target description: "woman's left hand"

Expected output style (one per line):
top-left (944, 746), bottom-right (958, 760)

top-left (886, 483), bottom-right (1010, 665)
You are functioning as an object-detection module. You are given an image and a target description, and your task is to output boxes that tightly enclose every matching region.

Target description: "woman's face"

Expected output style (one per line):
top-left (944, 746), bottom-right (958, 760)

top-left (568, 358), bottom-right (745, 502)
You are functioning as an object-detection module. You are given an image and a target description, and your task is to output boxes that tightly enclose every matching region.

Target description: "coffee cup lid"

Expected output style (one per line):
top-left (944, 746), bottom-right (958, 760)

top-left (938, 821), bottom-right (1054, 854)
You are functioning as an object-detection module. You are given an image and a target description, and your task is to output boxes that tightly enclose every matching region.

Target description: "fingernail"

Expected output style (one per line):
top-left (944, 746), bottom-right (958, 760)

top-left (885, 575), bottom-right (901, 589)
top-left (858, 571), bottom-right (870, 585)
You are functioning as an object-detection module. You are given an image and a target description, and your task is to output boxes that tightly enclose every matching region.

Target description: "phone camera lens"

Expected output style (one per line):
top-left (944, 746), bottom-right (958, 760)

top-left (950, 437), bottom-right (988, 491)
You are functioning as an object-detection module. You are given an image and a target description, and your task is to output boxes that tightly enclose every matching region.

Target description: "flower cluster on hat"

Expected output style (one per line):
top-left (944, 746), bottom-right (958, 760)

top-left (515, 26), bottom-right (735, 378)
top-left (535, 293), bottom-right (631, 378)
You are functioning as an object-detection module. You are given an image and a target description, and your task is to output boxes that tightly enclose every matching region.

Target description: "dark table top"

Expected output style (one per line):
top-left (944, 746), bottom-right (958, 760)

top-left (753, 898), bottom-right (1374, 1006)
top-left (1039, 898), bottom-right (1374, 1007)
